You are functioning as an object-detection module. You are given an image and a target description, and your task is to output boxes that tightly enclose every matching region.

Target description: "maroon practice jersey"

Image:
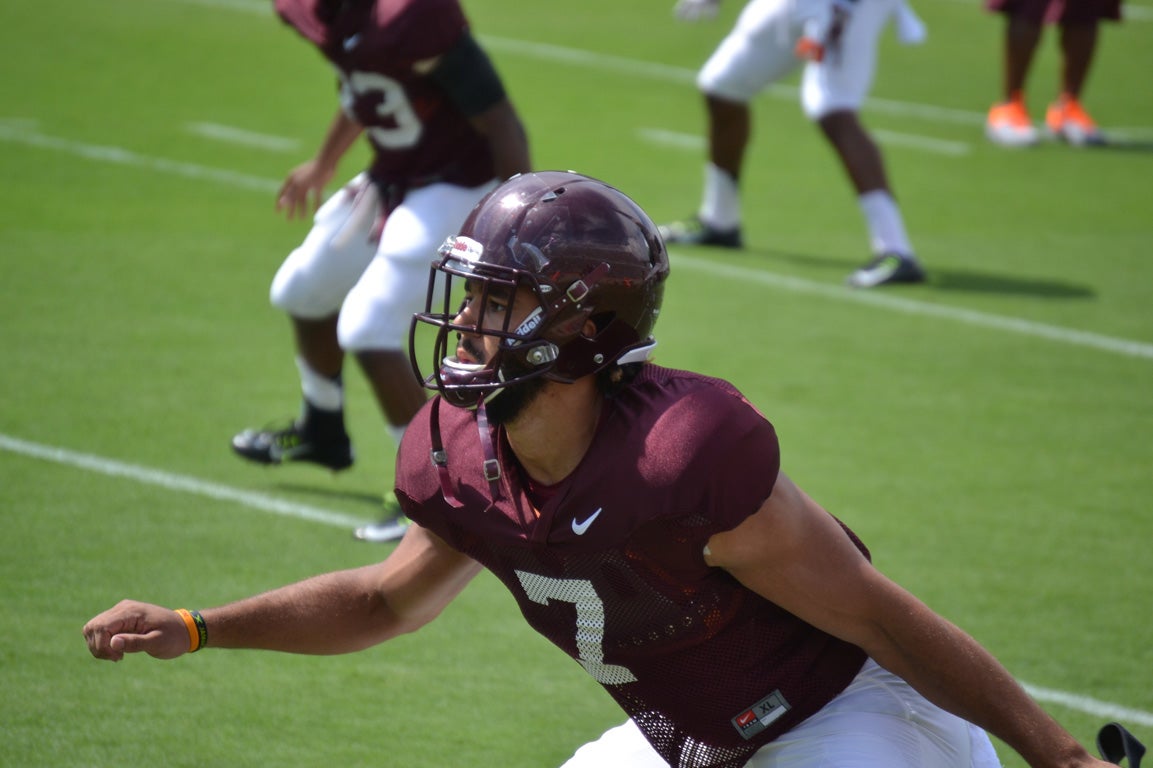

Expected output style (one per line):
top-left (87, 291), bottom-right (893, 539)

top-left (275, 0), bottom-right (496, 189)
top-left (396, 365), bottom-right (869, 768)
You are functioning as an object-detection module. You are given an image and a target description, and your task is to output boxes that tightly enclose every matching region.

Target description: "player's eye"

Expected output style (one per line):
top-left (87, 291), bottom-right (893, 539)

top-left (486, 295), bottom-right (509, 315)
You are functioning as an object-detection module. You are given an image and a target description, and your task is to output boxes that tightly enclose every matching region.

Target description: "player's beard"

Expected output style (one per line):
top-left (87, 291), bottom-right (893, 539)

top-left (484, 375), bottom-right (547, 426)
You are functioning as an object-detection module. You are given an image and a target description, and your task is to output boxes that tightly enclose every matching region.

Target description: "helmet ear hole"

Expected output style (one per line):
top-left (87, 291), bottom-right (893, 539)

top-left (589, 312), bottom-right (613, 334)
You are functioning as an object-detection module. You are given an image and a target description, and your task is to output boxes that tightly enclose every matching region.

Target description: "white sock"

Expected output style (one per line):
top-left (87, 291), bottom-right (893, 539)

top-left (699, 163), bottom-right (741, 231)
top-left (387, 423), bottom-right (406, 448)
top-left (858, 190), bottom-right (914, 257)
top-left (295, 356), bottom-right (343, 411)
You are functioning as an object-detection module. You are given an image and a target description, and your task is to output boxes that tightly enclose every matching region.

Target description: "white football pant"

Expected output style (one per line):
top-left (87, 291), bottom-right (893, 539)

top-left (560, 659), bottom-right (1003, 768)
top-left (697, 0), bottom-right (906, 120)
top-left (269, 172), bottom-right (496, 352)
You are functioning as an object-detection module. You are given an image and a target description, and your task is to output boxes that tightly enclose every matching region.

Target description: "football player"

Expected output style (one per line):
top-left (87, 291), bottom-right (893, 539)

top-left (230, 0), bottom-right (531, 542)
top-left (87, 172), bottom-right (1116, 768)
top-left (659, 0), bottom-right (928, 288)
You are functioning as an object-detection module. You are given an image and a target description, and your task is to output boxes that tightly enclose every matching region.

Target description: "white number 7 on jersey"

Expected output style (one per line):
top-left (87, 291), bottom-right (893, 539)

top-left (515, 570), bottom-right (638, 686)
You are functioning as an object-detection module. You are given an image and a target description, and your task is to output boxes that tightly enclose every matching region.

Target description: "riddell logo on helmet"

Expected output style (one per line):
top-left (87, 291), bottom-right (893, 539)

top-left (513, 308), bottom-right (543, 337)
top-left (450, 236), bottom-right (484, 262)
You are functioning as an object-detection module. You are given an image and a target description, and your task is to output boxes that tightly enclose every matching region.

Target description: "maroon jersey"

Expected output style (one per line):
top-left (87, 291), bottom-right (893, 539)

top-left (984, 0), bottom-right (1122, 23)
top-left (396, 365), bottom-right (869, 768)
top-left (275, 0), bottom-right (496, 189)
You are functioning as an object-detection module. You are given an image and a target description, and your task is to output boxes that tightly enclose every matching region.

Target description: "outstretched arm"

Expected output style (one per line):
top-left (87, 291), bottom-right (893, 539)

top-left (705, 472), bottom-right (1111, 768)
top-left (83, 522), bottom-right (482, 662)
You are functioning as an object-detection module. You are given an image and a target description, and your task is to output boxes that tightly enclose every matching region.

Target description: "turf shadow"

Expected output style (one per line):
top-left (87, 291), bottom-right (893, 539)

top-left (921, 268), bottom-right (1094, 298)
top-left (1094, 137), bottom-right (1153, 153)
top-left (737, 246), bottom-right (1095, 299)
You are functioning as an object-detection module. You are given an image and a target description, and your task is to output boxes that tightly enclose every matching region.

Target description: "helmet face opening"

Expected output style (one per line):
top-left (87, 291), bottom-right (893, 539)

top-left (408, 171), bottom-right (670, 410)
top-left (411, 238), bottom-right (560, 408)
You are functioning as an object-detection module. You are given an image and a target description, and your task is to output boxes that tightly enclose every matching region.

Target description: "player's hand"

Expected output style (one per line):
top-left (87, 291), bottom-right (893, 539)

top-left (794, 0), bottom-right (854, 62)
top-left (276, 160), bottom-right (335, 220)
top-left (674, 0), bottom-right (721, 22)
top-left (83, 600), bottom-right (190, 662)
top-left (894, 1), bottom-right (927, 45)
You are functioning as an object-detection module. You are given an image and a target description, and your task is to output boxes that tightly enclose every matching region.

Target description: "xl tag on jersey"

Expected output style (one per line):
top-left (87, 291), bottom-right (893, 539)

top-left (730, 690), bottom-right (790, 740)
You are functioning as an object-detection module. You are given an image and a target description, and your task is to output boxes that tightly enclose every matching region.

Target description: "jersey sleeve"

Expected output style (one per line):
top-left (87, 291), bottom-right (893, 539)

top-left (633, 378), bottom-right (780, 538)
top-left (699, 392), bottom-right (781, 534)
top-left (428, 31), bottom-right (508, 117)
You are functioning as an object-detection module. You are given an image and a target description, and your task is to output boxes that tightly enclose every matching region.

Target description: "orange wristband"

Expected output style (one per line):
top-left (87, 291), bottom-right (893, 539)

top-left (174, 608), bottom-right (206, 652)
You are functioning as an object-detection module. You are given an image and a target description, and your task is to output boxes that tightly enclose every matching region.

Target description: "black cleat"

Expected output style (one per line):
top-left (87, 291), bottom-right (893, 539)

top-left (231, 421), bottom-right (354, 471)
top-left (658, 217), bottom-right (743, 249)
top-left (846, 253), bottom-right (926, 288)
top-left (353, 514), bottom-right (411, 543)
top-left (354, 493), bottom-right (410, 543)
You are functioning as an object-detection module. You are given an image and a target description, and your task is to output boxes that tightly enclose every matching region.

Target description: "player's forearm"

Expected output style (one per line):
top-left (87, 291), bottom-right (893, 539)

top-left (200, 565), bottom-right (403, 655)
top-left (313, 109), bottom-right (364, 174)
top-left (868, 605), bottom-right (1095, 768)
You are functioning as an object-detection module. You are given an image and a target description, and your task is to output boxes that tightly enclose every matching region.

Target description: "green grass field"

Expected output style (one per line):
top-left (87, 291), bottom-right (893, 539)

top-left (1, 0), bottom-right (1151, 765)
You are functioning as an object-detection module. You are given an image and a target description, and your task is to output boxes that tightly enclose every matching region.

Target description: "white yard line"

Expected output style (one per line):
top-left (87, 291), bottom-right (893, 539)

top-left (673, 255), bottom-right (1153, 361)
top-left (641, 126), bottom-right (972, 156)
top-left (0, 434), bottom-right (371, 529)
top-left (185, 121), bottom-right (299, 152)
top-left (3, 429), bottom-right (1152, 724)
top-left (482, 34), bottom-right (992, 126)
top-left (2, 121), bottom-right (1150, 361)
top-left (0, 122), bottom-right (280, 193)
top-left (638, 128), bottom-right (706, 151)
top-left (872, 128), bottom-right (971, 155)
top-left (1022, 684), bottom-right (1153, 728)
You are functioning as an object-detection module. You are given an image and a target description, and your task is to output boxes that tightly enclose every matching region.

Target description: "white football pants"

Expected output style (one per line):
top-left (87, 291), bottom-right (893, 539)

top-left (269, 173), bottom-right (496, 352)
top-left (697, 0), bottom-right (905, 119)
top-left (560, 659), bottom-right (1003, 768)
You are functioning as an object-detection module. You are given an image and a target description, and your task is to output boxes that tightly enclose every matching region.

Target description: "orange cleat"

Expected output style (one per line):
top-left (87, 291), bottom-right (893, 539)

top-left (986, 98), bottom-right (1038, 148)
top-left (1045, 96), bottom-right (1105, 146)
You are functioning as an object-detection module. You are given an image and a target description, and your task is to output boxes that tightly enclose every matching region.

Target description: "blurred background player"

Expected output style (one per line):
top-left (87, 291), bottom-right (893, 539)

top-left (659, 0), bottom-right (928, 288)
top-left (231, 0), bottom-right (530, 542)
top-left (984, 0), bottom-right (1118, 147)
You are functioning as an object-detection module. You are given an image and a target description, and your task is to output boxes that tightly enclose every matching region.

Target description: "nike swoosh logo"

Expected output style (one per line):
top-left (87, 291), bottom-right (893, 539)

top-left (571, 508), bottom-right (602, 536)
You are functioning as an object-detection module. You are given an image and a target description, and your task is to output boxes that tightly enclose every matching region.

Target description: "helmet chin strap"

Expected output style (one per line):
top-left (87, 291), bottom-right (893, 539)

top-left (428, 396), bottom-right (504, 508)
top-left (475, 400), bottom-right (503, 501)
top-left (428, 397), bottom-right (463, 508)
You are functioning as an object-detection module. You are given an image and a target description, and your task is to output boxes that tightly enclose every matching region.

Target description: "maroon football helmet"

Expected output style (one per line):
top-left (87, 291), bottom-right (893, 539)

top-left (410, 171), bottom-right (670, 408)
